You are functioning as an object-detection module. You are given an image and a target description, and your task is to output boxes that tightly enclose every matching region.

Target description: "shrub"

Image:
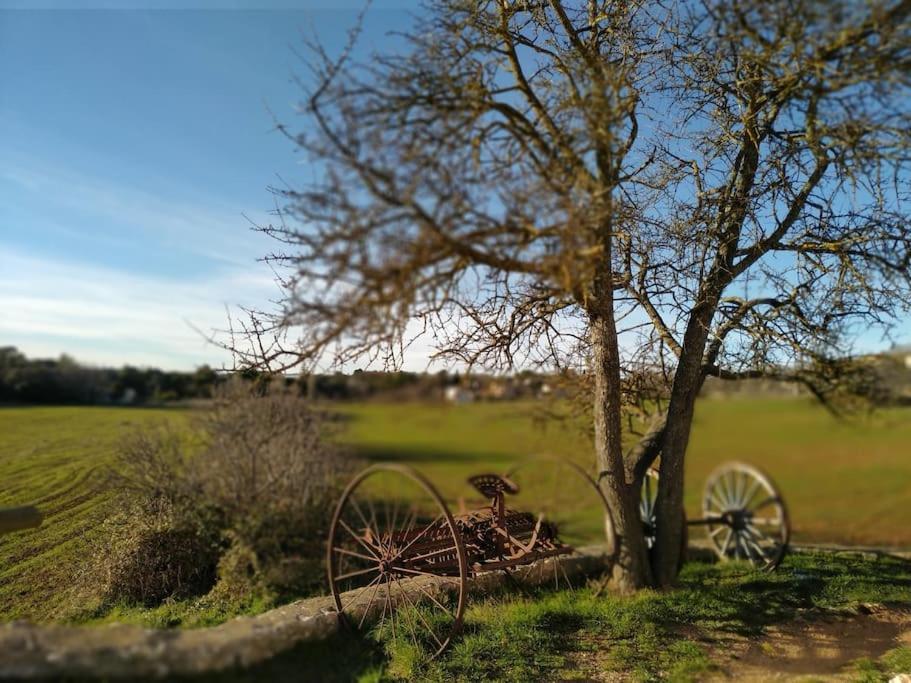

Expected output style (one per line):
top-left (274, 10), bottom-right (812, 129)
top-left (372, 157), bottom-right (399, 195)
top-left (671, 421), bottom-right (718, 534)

top-left (95, 379), bottom-right (354, 610)
top-left (194, 381), bottom-right (349, 595)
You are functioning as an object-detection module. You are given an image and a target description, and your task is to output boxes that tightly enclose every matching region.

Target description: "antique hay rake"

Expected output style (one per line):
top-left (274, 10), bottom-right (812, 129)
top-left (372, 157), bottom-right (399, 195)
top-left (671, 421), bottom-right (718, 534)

top-left (326, 456), bottom-right (614, 658)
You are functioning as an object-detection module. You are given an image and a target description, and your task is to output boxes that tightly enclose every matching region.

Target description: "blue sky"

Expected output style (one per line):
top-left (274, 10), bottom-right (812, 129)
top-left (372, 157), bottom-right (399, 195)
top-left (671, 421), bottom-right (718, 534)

top-left (1, 2), bottom-right (908, 372)
top-left (0, 2), bottom-right (436, 370)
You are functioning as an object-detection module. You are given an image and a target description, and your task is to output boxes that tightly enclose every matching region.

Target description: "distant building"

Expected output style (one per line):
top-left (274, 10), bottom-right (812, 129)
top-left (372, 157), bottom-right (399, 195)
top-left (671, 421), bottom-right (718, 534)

top-left (899, 348), bottom-right (911, 370)
top-left (478, 380), bottom-right (515, 401)
top-left (866, 344), bottom-right (911, 404)
top-left (882, 344), bottom-right (911, 369)
top-left (444, 386), bottom-right (475, 404)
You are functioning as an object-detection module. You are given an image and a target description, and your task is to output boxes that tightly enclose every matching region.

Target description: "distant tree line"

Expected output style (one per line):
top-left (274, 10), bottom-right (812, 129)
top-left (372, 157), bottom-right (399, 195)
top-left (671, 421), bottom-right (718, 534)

top-left (4, 345), bottom-right (907, 407)
top-left (0, 347), bottom-right (221, 405)
top-left (0, 346), bottom-right (558, 405)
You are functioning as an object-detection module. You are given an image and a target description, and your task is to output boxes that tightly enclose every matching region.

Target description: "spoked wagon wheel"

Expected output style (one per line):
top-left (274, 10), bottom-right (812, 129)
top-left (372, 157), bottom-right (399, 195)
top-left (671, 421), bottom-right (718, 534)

top-left (504, 454), bottom-right (616, 590)
top-left (327, 464), bottom-right (468, 659)
top-left (639, 467), bottom-right (687, 564)
top-left (702, 462), bottom-right (790, 570)
top-left (640, 468), bottom-right (660, 550)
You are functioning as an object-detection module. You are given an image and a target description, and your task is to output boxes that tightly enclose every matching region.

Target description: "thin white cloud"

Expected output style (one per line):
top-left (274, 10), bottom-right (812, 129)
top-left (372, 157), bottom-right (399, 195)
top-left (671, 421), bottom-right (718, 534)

top-left (0, 145), bottom-right (481, 373)
top-left (0, 155), bottom-right (274, 269)
top-left (0, 152), bottom-right (449, 372)
top-left (0, 247), bottom-right (443, 372)
top-left (0, 247), bottom-right (279, 370)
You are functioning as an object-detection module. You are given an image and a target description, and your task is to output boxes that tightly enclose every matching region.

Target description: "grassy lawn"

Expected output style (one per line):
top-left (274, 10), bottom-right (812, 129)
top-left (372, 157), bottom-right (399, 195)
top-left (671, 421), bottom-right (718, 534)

top-left (195, 552), bottom-right (911, 682)
top-left (0, 406), bottom-right (188, 622)
top-left (338, 398), bottom-right (911, 545)
top-left (1, 398), bottom-right (910, 626)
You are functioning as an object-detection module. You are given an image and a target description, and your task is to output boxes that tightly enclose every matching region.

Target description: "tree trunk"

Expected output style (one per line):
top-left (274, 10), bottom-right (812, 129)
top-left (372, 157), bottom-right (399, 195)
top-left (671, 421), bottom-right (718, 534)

top-left (651, 393), bottom-right (695, 586)
top-left (651, 303), bottom-right (714, 586)
top-left (590, 315), bottom-right (652, 592)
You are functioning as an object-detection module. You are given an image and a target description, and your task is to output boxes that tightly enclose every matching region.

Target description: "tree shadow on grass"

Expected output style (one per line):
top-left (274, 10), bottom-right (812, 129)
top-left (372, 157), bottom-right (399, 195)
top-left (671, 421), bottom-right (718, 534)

top-left (669, 552), bottom-right (911, 638)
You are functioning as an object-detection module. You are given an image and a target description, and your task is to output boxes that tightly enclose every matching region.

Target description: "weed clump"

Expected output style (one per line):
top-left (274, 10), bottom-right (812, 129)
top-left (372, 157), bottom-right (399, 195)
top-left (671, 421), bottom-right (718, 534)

top-left (96, 498), bottom-right (221, 606)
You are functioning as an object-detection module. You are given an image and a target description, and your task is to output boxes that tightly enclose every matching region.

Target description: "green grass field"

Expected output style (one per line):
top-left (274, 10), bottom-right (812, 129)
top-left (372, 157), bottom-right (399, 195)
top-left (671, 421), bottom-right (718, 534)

top-left (0, 406), bottom-right (189, 623)
top-left (336, 398), bottom-right (911, 545)
top-left (1, 398), bottom-right (910, 626)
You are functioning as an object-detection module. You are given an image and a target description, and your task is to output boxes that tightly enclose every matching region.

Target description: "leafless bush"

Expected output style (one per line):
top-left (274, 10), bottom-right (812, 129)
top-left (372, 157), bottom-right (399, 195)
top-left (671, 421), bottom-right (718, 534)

top-left (94, 379), bottom-right (354, 607)
top-left (194, 380), bottom-right (353, 596)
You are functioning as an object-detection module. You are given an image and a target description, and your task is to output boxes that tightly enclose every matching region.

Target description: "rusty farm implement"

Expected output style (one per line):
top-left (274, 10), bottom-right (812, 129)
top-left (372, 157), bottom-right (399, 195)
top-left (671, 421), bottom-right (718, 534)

top-left (326, 457), bottom-right (613, 657)
top-left (327, 457), bottom-right (789, 656)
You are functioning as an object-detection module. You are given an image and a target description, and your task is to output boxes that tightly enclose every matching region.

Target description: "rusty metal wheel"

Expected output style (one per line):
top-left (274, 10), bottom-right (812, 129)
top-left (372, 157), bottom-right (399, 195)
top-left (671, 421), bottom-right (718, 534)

top-left (503, 454), bottom-right (616, 590)
top-left (702, 462), bottom-right (790, 570)
top-left (326, 464), bottom-right (468, 659)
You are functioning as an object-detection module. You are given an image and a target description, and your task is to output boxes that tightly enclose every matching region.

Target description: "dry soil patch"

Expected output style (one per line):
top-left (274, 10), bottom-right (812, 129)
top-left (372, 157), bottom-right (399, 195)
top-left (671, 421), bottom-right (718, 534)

top-left (707, 605), bottom-right (911, 681)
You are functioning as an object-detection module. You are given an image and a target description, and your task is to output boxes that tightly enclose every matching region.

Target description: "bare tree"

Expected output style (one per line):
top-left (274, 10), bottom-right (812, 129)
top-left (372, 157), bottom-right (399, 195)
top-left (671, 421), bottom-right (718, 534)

top-left (234, 0), bottom-right (911, 589)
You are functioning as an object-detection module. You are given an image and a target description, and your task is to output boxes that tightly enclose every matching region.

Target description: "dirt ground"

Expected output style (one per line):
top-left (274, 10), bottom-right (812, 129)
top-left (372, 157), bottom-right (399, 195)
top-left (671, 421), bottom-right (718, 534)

top-left (705, 605), bottom-right (911, 681)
